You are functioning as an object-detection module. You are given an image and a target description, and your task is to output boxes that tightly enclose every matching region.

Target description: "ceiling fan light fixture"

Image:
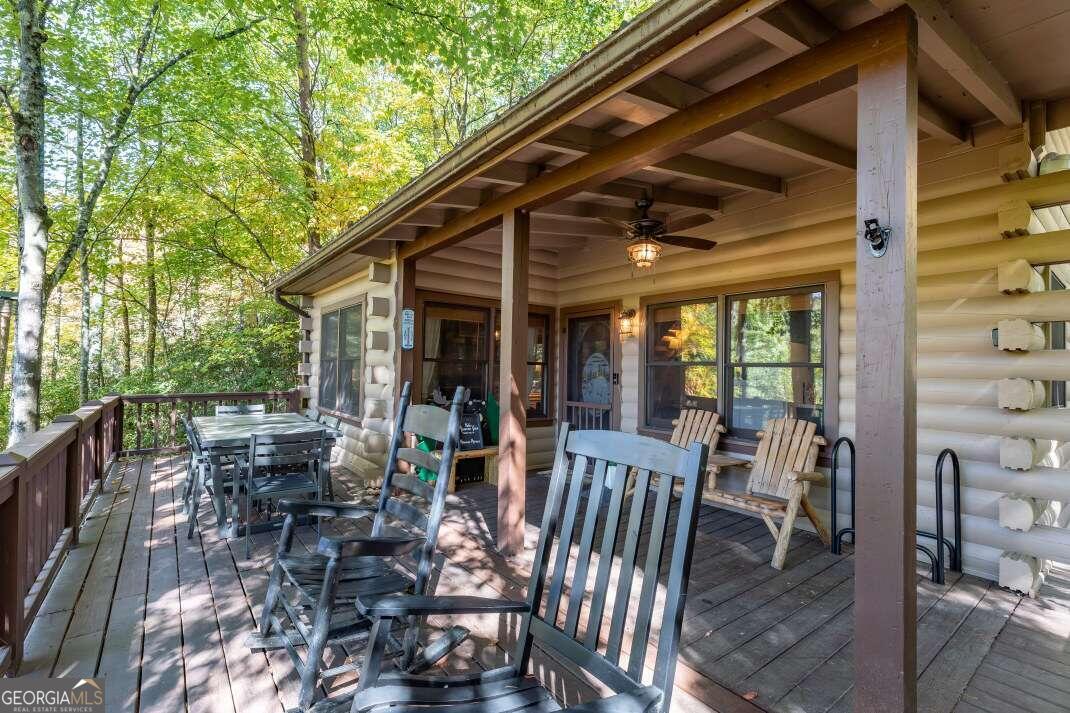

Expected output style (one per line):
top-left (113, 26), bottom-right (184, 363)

top-left (626, 237), bottom-right (662, 269)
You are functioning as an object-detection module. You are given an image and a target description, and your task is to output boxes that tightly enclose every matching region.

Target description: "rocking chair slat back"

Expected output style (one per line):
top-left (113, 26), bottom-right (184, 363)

top-left (748, 417), bottom-right (820, 499)
top-left (514, 425), bottom-right (707, 710)
top-left (372, 383), bottom-right (465, 597)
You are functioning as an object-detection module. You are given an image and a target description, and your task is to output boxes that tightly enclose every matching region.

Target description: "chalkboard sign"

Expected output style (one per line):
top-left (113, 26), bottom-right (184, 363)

top-left (459, 413), bottom-right (484, 451)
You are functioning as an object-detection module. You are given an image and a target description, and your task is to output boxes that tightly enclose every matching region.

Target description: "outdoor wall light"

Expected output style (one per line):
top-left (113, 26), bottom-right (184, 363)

top-left (619, 309), bottom-right (637, 339)
top-left (862, 218), bottom-right (890, 257)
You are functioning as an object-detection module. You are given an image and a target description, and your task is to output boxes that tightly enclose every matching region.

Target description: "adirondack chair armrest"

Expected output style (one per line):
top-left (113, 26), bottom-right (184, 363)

top-left (316, 534), bottom-right (423, 559)
top-left (787, 471), bottom-right (824, 484)
top-left (558, 686), bottom-right (662, 713)
top-left (356, 594), bottom-right (530, 619)
top-left (277, 499), bottom-right (376, 520)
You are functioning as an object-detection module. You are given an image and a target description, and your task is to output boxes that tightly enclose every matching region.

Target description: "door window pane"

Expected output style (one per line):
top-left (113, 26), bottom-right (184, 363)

top-left (567, 315), bottom-right (612, 405)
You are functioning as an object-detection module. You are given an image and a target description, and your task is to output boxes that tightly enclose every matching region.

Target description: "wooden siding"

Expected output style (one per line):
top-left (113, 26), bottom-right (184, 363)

top-left (557, 122), bottom-right (1070, 581)
top-left (309, 261), bottom-right (397, 475)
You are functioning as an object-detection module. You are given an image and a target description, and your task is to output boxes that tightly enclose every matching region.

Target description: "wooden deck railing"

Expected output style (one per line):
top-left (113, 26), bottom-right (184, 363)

top-left (0, 387), bottom-right (301, 673)
top-left (121, 390), bottom-right (302, 452)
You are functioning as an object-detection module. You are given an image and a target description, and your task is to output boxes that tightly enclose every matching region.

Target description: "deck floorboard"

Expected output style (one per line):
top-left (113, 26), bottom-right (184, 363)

top-left (13, 455), bottom-right (1070, 713)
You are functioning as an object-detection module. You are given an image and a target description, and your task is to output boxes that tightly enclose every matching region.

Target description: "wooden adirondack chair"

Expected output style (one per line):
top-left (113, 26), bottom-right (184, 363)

top-left (629, 408), bottom-right (730, 496)
top-left (335, 425), bottom-right (708, 713)
top-left (708, 417), bottom-right (830, 569)
top-left (245, 383), bottom-right (469, 711)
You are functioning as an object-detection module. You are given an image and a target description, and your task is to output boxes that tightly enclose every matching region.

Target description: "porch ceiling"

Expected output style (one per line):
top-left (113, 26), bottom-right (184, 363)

top-left (273, 0), bottom-right (1070, 295)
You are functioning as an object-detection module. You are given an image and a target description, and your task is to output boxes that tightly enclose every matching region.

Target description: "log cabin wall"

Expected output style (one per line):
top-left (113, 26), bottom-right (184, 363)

top-left (308, 260), bottom-right (397, 477)
top-left (554, 121), bottom-right (1070, 581)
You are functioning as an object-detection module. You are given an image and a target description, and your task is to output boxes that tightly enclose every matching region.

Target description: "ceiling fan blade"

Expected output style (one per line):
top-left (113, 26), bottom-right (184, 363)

top-left (658, 234), bottom-right (718, 250)
top-left (598, 216), bottom-right (635, 232)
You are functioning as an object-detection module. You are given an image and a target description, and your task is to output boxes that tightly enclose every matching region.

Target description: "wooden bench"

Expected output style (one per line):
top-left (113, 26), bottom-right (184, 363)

top-left (447, 446), bottom-right (499, 493)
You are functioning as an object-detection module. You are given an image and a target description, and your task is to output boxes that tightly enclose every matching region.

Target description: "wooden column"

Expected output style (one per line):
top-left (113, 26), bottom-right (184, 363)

top-left (397, 256), bottom-right (416, 403)
top-left (854, 14), bottom-right (918, 713)
top-left (497, 209), bottom-right (529, 556)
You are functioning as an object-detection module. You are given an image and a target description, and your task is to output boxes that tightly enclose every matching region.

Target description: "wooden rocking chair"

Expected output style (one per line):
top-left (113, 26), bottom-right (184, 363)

top-left (245, 383), bottom-right (469, 711)
top-left (708, 417), bottom-right (830, 570)
top-left (331, 425), bottom-right (708, 713)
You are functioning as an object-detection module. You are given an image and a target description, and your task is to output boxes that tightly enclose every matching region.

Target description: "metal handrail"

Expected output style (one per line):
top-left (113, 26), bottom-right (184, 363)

top-left (830, 436), bottom-right (855, 555)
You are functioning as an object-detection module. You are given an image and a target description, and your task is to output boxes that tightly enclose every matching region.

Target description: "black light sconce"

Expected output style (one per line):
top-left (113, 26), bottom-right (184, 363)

top-left (862, 218), bottom-right (890, 257)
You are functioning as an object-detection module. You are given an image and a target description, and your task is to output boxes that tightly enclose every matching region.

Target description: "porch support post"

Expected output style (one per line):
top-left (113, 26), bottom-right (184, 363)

top-left (854, 12), bottom-right (918, 713)
top-left (397, 256), bottom-right (416, 404)
top-left (497, 208), bottom-right (529, 556)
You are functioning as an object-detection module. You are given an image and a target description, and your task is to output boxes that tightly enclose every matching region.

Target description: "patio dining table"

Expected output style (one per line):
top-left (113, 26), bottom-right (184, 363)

top-left (192, 412), bottom-right (340, 536)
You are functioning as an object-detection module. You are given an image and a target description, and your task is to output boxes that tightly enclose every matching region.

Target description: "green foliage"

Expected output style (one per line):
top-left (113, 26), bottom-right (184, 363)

top-left (0, 0), bottom-right (652, 428)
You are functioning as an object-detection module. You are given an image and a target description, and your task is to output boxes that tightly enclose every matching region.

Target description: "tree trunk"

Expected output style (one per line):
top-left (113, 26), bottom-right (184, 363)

top-left (144, 210), bottom-right (158, 381)
top-left (79, 245), bottom-right (91, 401)
top-left (8, 0), bottom-right (50, 446)
top-left (95, 263), bottom-right (105, 390)
top-left (0, 303), bottom-right (13, 392)
top-left (294, 0), bottom-right (320, 254)
top-left (77, 109), bottom-right (91, 403)
top-left (117, 236), bottom-right (131, 377)
top-left (49, 283), bottom-right (61, 381)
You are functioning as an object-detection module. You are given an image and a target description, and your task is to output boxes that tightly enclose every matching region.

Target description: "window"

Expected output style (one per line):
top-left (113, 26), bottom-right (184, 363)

top-left (644, 300), bottom-right (718, 429)
top-left (421, 303), bottom-right (490, 402)
top-left (727, 288), bottom-right (824, 437)
top-left (642, 282), bottom-right (830, 441)
top-left (319, 302), bottom-right (363, 414)
top-left (494, 311), bottom-right (551, 418)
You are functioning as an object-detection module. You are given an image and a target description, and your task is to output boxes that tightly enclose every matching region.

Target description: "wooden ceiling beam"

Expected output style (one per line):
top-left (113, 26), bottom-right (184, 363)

top-left (744, 0), bottom-right (836, 53)
top-left (917, 93), bottom-right (969, 143)
top-left (624, 73), bottom-right (856, 169)
top-left (531, 199), bottom-right (650, 224)
top-left (534, 124), bottom-right (783, 193)
top-left (586, 181), bottom-right (721, 211)
top-left (479, 160), bottom-right (541, 185)
top-left (870, 0), bottom-right (1019, 125)
top-left (399, 8), bottom-right (912, 261)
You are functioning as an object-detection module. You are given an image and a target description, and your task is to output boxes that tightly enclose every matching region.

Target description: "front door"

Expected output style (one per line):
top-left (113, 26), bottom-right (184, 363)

top-left (562, 309), bottom-right (619, 430)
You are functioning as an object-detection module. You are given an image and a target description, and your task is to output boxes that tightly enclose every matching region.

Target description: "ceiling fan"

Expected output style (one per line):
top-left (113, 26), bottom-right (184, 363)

top-left (598, 198), bottom-right (717, 268)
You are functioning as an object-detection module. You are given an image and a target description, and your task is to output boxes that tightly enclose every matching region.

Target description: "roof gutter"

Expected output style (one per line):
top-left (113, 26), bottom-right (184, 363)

top-left (273, 287), bottom-right (310, 319)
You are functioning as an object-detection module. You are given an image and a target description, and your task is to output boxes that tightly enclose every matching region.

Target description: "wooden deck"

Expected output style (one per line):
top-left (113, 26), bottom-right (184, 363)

top-left (14, 454), bottom-right (1070, 713)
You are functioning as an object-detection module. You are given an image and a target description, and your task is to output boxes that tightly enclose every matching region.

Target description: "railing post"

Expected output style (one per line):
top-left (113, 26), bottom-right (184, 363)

top-left (288, 387), bottom-right (302, 413)
top-left (0, 456), bottom-right (27, 673)
top-left (53, 416), bottom-right (84, 546)
top-left (114, 396), bottom-right (125, 459)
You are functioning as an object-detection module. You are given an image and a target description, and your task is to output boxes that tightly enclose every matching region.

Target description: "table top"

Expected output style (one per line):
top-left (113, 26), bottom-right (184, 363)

top-left (192, 412), bottom-right (338, 449)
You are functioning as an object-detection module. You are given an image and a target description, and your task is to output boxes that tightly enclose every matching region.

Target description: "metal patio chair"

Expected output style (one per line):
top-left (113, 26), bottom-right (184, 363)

top-left (182, 416), bottom-right (240, 538)
top-left (245, 383), bottom-right (468, 711)
top-left (238, 428), bottom-right (331, 558)
top-left (337, 425), bottom-right (708, 713)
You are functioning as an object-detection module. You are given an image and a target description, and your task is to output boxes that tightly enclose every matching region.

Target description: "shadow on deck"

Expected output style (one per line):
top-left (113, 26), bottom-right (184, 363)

top-left (14, 455), bottom-right (1070, 713)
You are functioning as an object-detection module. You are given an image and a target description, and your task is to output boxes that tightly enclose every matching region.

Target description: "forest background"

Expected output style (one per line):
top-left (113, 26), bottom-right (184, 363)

top-left (0, 0), bottom-right (651, 443)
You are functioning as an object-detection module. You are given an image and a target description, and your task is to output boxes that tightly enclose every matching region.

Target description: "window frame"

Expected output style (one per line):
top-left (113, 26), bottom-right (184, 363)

top-left (494, 310), bottom-right (552, 419)
top-left (414, 290), bottom-right (556, 426)
top-left (318, 297), bottom-right (365, 421)
top-left (724, 285), bottom-right (826, 441)
top-left (638, 274), bottom-right (839, 454)
top-left (643, 297), bottom-right (720, 430)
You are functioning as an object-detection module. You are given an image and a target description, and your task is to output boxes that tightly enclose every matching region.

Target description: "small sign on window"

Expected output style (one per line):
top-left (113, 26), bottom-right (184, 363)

top-left (401, 308), bottom-right (415, 350)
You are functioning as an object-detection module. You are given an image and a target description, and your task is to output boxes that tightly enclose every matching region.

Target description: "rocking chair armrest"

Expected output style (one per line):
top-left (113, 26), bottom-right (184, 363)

top-left (277, 499), bottom-right (376, 520)
top-left (356, 594), bottom-right (530, 619)
top-left (787, 470), bottom-right (825, 484)
top-left (316, 534), bottom-right (423, 559)
top-left (558, 686), bottom-right (662, 713)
